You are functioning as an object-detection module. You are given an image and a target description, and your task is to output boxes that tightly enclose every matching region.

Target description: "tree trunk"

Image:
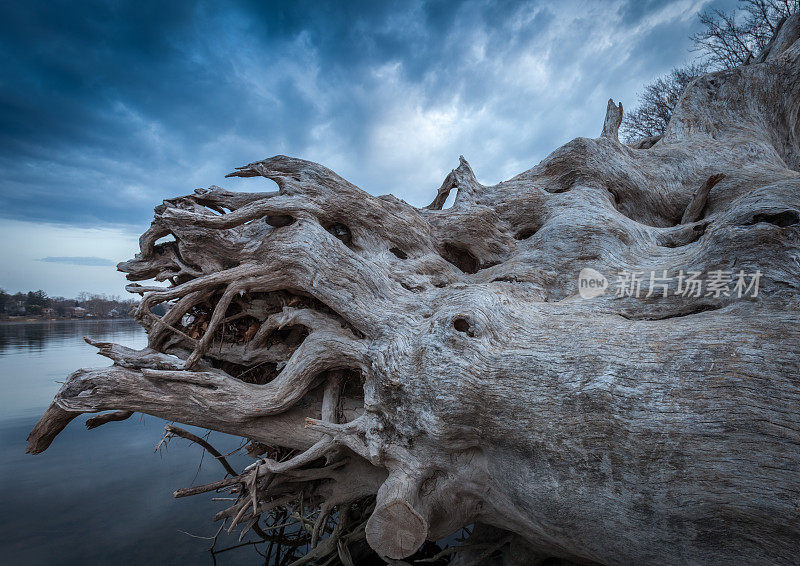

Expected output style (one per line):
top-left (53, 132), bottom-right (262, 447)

top-left (27, 14), bottom-right (800, 566)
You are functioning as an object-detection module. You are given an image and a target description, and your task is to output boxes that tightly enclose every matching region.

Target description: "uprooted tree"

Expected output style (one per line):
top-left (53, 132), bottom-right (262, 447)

top-left (27, 13), bottom-right (800, 566)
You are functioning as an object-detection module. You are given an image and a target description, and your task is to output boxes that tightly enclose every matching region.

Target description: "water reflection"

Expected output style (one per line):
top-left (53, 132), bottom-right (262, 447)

top-left (0, 319), bottom-right (143, 355)
top-left (0, 320), bottom-right (266, 565)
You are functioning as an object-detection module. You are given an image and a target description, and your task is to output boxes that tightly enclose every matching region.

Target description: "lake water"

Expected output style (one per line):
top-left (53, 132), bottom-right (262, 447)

top-left (0, 320), bottom-right (267, 565)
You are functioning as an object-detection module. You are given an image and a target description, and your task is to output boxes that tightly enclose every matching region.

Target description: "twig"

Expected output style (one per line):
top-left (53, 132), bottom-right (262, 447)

top-left (174, 474), bottom-right (244, 498)
top-left (163, 424), bottom-right (239, 477)
top-left (145, 311), bottom-right (198, 345)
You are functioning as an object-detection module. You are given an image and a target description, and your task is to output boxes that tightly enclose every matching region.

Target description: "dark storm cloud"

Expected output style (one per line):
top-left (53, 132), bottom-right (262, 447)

top-left (0, 0), bottom-right (732, 229)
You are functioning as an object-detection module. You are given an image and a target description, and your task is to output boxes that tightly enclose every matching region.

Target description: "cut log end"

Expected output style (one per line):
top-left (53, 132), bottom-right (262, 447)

top-left (365, 498), bottom-right (429, 559)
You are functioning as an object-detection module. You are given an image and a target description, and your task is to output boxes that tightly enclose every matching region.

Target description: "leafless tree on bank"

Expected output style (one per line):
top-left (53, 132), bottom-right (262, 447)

top-left (623, 0), bottom-right (798, 143)
top-left (621, 63), bottom-right (706, 142)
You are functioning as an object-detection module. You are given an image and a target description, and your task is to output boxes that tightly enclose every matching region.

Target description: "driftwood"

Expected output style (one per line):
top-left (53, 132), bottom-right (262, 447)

top-left (27, 13), bottom-right (800, 566)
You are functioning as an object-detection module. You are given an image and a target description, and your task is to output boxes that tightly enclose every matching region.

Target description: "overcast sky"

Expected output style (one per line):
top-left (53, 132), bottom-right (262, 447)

top-left (0, 0), bottom-right (736, 297)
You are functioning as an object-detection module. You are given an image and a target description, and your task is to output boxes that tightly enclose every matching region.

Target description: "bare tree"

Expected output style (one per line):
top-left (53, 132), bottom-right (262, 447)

top-left (621, 63), bottom-right (706, 142)
top-left (692, 0), bottom-right (799, 69)
top-left (623, 0), bottom-right (798, 143)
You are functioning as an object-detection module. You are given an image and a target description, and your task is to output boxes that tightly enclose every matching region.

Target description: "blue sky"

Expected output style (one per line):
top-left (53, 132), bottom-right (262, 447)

top-left (0, 0), bottom-right (735, 297)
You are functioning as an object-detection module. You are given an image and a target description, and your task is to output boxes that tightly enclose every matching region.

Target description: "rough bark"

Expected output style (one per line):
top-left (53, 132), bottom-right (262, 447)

top-left (27, 14), bottom-right (800, 566)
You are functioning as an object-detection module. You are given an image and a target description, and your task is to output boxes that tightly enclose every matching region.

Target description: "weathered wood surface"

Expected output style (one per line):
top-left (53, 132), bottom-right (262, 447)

top-left (28, 13), bottom-right (800, 566)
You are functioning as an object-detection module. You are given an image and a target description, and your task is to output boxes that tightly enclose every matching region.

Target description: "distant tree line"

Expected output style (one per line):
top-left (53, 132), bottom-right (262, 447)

top-left (622, 0), bottom-right (799, 141)
top-left (0, 289), bottom-right (138, 319)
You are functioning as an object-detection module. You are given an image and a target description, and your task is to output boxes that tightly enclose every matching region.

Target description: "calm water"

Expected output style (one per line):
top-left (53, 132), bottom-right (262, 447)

top-left (0, 320), bottom-right (266, 565)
